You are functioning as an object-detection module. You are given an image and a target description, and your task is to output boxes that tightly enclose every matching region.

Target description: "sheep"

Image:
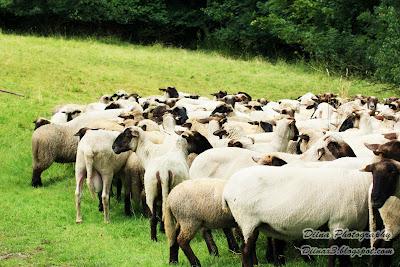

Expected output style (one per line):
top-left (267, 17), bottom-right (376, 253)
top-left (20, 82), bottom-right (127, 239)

top-left (165, 179), bottom-right (240, 266)
top-left (225, 118), bottom-right (298, 153)
top-left (223, 165), bottom-right (375, 267)
top-left (365, 159), bottom-right (400, 266)
top-left (252, 133), bottom-right (356, 166)
top-left (189, 147), bottom-right (260, 180)
top-left (75, 129), bottom-right (130, 223)
top-left (112, 127), bottom-right (190, 241)
top-left (120, 152), bottom-right (145, 217)
top-left (31, 109), bottom-right (125, 187)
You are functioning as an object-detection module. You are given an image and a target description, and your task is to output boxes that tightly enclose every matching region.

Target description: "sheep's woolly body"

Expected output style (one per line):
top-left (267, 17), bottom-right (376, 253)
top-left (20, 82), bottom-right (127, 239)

top-left (189, 147), bottom-right (260, 180)
top-left (143, 136), bottom-right (189, 216)
top-left (75, 129), bottom-right (130, 223)
top-left (165, 179), bottom-right (235, 246)
top-left (223, 166), bottom-right (372, 241)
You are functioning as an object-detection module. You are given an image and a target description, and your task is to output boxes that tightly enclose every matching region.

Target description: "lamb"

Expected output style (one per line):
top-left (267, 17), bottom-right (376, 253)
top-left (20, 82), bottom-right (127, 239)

top-left (31, 109), bottom-right (125, 187)
top-left (223, 165), bottom-right (375, 267)
top-left (112, 127), bottom-right (190, 241)
top-left (75, 129), bottom-right (130, 223)
top-left (164, 179), bottom-right (240, 266)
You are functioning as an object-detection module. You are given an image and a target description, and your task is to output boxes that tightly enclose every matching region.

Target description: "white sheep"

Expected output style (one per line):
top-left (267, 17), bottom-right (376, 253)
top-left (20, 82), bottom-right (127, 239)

top-left (223, 165), bottom-right (373, 267)
top-left (75, 129), bottom-right (130, 223)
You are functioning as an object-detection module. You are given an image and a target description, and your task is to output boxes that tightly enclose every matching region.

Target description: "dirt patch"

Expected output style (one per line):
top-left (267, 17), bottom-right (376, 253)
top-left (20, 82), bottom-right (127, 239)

top-left (0, 252), bottom-right (30, 260)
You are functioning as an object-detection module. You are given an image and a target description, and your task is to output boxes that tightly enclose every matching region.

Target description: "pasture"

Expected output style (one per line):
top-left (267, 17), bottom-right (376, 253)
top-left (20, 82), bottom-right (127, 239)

top-left (0, 33), bottom-right (397, 266)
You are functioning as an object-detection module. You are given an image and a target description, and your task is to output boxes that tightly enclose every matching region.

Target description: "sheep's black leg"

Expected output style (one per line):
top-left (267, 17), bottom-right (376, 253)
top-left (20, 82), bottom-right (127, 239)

top-left (97, 192), bottom-right (103, 212)
top-left (242, 230), bottom-right (258, 267)
top-left (328, 238), bottom-right (350, 267)
top-left (371, 239), bottom-right (393, 267)
top-left (266, 237), bottom-right (274, 263)
top-left (251, 229), bottom-right (259, 266)
top-left (31, 168), bottom-right (43, 187)
top-left (157, 203), bottom-right (165, 233)
top-left (202, 228), bottom-right (219, 256)
top-left (337, 238), bottom-right (351, 267)
top-left (124, 191), bottom-right (132, 216)
top-left (150, 201), bottom-right (158, 241)
top-left (177, 234), bottom-right (201, 267)
top-left (328, 239), bottom-right (337, 267)
top-left (223, 228), bottom-right (240, 253)
top-left (169, 227), bottom-right (180, 264)
top-left (116, 178), bottom-right (122, 202)
top-left (273, 239), bottom-right (286, 266)
top-left (380, 240), bottom-right (393, 267)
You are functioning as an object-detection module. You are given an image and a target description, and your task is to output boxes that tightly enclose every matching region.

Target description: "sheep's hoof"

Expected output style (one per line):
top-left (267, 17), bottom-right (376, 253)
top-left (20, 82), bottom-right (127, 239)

top-left (104, 220), bottom-right (110, 224)
top-left (151, 237), bottom-right (158, 242)
top-left (169, 261), bottom-right (178, 265)
top-left (124, 210), bottom-right (133, 217)
top-left (76, 219), bottom-right (83, 224)
top-left (31, 180), bottom-right (43, 187)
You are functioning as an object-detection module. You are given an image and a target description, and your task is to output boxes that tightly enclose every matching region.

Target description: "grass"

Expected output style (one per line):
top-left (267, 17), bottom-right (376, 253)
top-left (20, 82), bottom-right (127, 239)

top-left (0, 32), bottom-right (398, 266)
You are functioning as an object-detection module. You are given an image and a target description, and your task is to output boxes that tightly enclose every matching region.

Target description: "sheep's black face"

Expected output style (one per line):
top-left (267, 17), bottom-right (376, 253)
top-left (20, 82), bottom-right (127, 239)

top-left (211, 104), bottom-right (233, 115)
top-left (373, 141), bottom-right (400, 162)
top-left (366, 160), bottom-right (400, 209)
top-left (105, 102), bottom-right (121, 110)
top-left (171, 107), bottom-right (188, 125)
top-left (211, 90), bottom-right (227, 99)
top-left (339, 114), bottom-right (355, 132)
top-left (327, 141), bottom-right (356, 158)
top-left (260, 121), bottom-right (273, 133)
top-left (182, 131), bottom-right (212, 154)
top-left (112, 128), bottom-right (135, 154)
top-left (33, 118), bottom-right (50, 130)
top-left (367, 97), bottom-right (378, 111)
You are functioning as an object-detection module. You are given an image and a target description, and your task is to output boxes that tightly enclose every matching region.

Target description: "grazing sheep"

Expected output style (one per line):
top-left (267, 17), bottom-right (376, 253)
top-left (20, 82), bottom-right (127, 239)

top-left (165, 179), bottom-right (239, 266)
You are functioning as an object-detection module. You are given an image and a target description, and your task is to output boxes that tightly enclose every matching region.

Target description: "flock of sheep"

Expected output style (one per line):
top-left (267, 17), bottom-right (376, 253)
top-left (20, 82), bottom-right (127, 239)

top-left (32, 87), bottom-right (400, 267)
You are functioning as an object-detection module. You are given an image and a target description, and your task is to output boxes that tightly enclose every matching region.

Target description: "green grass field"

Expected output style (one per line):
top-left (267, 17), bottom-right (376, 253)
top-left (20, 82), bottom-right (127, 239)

top-left (0, 33), bottom-right (398, 266)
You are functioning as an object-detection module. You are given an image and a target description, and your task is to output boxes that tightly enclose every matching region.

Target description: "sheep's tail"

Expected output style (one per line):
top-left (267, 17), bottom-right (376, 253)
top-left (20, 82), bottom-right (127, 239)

top-left (161, 170), bottom-right (174, 222)
top-left (164, 197), bottom-right (178, 247)
top-left (222, 194), bottom-right (230, 213)
top-left (84, 152), bottom-right (96, 199)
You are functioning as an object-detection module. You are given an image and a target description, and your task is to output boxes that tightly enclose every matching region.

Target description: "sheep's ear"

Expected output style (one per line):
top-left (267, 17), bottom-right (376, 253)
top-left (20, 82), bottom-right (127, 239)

top-left (383, 133), bottom-right (398, 140)
top-left (182, 122), bottom-right (192, 129)
top-left (364, 143), bottom-right (380, 152)
top-left (252, 156), bottom-right (261, 163)
top-left (317, 148), bottom-right (325, 159)
top-left (360, 164), bottom-right (373, 172)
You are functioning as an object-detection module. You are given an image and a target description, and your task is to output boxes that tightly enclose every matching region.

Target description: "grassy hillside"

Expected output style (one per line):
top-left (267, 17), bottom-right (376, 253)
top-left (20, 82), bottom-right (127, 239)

top-left (0, 33), bottom-right (396, 266)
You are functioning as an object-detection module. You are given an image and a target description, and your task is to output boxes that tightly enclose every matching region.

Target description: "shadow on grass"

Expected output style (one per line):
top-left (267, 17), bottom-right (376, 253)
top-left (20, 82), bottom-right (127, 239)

top-left (42, 175), bottom-right (70, 187)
